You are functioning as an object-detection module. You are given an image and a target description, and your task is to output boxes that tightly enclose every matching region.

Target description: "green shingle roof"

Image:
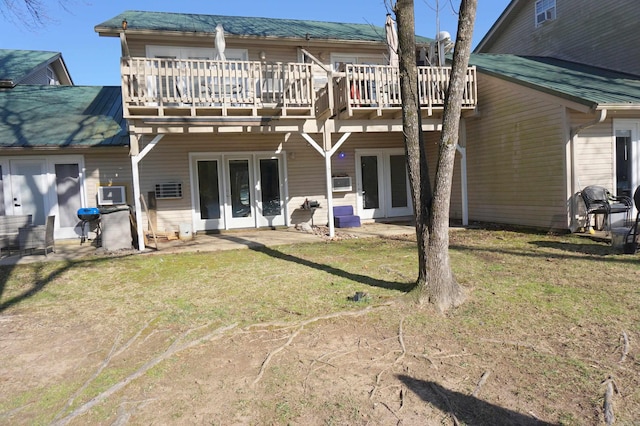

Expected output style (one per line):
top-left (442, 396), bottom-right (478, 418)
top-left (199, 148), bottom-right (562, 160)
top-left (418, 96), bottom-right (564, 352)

top-left (0, 49), bottom-right (60, 86)
top-left (95, 10), bottom-right (432, 44)
top-left (0, 85), bottom-right (128, 148)
top-left (470, 54), bottom-right (640, 108)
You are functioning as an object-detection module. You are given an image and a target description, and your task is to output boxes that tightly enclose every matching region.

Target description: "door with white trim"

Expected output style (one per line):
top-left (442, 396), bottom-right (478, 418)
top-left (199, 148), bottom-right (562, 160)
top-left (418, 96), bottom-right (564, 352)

top-left (356, 149), bottom-right (412, 219)
top-left (614, 119), bottom-right (640, 216)
top-left (356, 152), bottom-right (384, 219)
top-left (3, 156), bottom-right (85, 238)
top-left (9, 159), bottom-right (47, 225)
top-left (225, 157), bottom-right (255, 229)
top-left (255, 154), bottom-right (285, 227)
top-left (192, 156), bottom-right (225, 231)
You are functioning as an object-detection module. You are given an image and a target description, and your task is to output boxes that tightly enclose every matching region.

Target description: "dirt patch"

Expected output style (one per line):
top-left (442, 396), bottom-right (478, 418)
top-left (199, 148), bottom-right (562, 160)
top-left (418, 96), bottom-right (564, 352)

top-left (2, 301), bottom-right (636, 425)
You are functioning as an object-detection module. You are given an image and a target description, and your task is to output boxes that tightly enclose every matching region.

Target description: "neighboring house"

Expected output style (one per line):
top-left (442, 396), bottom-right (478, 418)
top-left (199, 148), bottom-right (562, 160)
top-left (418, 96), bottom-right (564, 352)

top-left (94, 11), bottom-right (478, 249)
top-left (465, 0), bottom-right (640, 231)
top-left (0, 49), bottom-right (130, 239)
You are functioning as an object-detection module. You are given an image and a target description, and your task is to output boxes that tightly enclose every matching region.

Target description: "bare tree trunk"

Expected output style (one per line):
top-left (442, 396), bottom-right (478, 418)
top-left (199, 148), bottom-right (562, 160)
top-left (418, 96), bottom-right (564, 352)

top-left (421, 0), bottom-right (477, 311)
top-left (395, 0), bottom-right (476, 311)
top-left (395, 0), bottom-right (432, 286)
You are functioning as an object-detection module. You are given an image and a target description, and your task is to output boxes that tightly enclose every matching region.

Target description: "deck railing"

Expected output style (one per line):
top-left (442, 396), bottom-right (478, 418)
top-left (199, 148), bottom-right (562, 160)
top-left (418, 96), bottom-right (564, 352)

top-left (120, 58), bottom-right (477, 120)
top-left (121, 57), bottom-right (314, 117)
top-left (335, 64), bottom-right (477, 117)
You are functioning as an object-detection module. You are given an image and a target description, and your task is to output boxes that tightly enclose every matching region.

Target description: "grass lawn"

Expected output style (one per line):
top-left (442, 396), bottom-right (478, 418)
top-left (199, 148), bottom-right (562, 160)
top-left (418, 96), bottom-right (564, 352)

top-left (0, 227), bottom-right (638, 425)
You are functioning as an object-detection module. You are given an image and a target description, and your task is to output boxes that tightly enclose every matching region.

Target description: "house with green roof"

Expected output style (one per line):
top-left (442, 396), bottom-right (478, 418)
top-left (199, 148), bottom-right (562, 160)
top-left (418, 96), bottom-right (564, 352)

top-left (466, 0), bottom-right (640, 232)
top-left (95, 10), bottom-right (478, 250)
top-left (0, 49), bottom-right (129, 240)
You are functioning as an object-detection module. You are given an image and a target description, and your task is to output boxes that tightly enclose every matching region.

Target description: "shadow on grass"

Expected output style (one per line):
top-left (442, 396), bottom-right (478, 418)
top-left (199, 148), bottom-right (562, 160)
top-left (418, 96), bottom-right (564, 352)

top-left (397, 375), bottom-right (558, 425)
top-left (450, 240), bottom-right (640, 265)
top-left (217, 234), bottom-right (414, 292)
top-left (529, 239), bottom-right (633, 257)
top-left (0, 256), bottom-right (127, 313)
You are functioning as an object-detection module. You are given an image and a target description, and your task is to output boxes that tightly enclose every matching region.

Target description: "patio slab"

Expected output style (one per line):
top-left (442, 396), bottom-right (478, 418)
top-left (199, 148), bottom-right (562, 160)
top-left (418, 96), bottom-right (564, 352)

top-left (0, 222), bottom-right (417, 266)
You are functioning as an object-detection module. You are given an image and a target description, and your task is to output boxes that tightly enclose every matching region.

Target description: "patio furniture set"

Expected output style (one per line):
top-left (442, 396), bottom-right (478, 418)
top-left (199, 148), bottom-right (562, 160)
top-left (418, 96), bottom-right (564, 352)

top-left (0, 214), bottom-right (55, 257)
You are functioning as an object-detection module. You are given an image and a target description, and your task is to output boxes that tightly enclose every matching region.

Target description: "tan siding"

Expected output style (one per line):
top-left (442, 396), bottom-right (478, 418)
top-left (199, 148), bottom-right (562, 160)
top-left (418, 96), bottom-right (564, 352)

top-left (481, 0), bottom-right (640, 75)
top-left (136, 131), bottom-right (417, 231)
top-left (83, 149), bottom-right (132, 207)
top-left (465, 74), bottom-right (569, 229)
top-left (572, 115), bottom-right (615, 189)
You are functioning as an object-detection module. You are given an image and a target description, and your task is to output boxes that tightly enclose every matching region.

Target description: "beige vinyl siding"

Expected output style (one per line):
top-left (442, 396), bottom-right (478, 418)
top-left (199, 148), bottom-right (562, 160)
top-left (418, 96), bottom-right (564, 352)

top-left (571, 115), bottom-right (614, 189)
top-left (481, 0), bottom-right (640, 75)
top-left (136, 131), bottom-right (409, 232)
top-left (465, 73), bottom-right (569, 230)
top-left (84, 149), bottom-right (133, 207)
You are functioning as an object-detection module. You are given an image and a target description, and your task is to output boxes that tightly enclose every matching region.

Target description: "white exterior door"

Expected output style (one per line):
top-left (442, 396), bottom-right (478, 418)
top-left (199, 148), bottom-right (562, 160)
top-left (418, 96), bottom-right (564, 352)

top-left (355, 149), bottom-right (412, 220)
top-left (191, 155), bottom-right (225, 231)
top-left (191, 152), bottom-right (288, 231)
top-left (9, 159), bottom-right (47, 224)
top-left (2, 156), bottom-right (85, 239)
top-left (614, 119), bottom-right (640, 218)
top-left (225, 157), bottom-right (255, 229)
top-left (356, 152), bottom-right (384, 220)
top-left (255, 155), bottom-right (285, 227)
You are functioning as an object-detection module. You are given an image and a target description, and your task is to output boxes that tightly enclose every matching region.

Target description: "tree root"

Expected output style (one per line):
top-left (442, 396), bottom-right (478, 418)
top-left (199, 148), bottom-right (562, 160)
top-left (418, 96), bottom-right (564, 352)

top-left (51, 322), bottom-right (237, 426)
top-left (53, 316), bottom-right (159, 422)
top-left (619, 331), bottom-right (630, 363)
top-left (602, 376), bottom-right (618, 426)
top-left (479, 337), bottom-right (553, 354)
top-left (428, 382), bottom-right (460, 426)
top-left (472, 370), bottom-right (490, 397)
top-left (370, 317), bottom-right (407, 400)
top-left (252, 304), bottom-right (389, 386)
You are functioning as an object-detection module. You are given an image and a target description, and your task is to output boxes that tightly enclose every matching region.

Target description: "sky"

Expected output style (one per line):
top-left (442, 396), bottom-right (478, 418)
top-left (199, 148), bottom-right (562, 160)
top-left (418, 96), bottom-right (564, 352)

top-left (1, 0), bottom-right (511, 86)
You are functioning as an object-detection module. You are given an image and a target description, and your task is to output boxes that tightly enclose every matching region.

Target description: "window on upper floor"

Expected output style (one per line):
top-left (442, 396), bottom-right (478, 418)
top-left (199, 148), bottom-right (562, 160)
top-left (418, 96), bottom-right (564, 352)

top-left (46, 66), bottom-right (60, 85)
top-left (535, 0), bottom-right (556, 27)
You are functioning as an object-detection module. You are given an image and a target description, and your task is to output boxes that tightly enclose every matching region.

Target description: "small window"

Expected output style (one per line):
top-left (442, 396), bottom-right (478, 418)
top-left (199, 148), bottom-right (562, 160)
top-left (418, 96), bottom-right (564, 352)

top-left (535, 0), bottom-right (556, 27)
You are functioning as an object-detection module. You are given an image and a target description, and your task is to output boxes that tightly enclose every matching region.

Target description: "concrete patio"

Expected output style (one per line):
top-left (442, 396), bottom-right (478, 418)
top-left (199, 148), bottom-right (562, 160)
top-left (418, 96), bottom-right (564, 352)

top-left (0, 221), bottom-right (417, 266)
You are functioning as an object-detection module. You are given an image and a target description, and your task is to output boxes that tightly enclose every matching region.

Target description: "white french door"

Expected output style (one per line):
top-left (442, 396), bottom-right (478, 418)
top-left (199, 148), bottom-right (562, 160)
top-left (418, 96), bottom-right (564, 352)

top-left (225, 157), bottom-right (255, 229)
top-left (255, 155), bottom-right (285, 227)
top-left (2, 155), bottom-right (85, 239)
top-left (193, 156), bottom-right (225, 231)
top-left (614, 120), bottom-right (640, 219)
top-left (355, 149), bottom-right (412, 220)
top-left (190, 152), bottom-right (286, 231)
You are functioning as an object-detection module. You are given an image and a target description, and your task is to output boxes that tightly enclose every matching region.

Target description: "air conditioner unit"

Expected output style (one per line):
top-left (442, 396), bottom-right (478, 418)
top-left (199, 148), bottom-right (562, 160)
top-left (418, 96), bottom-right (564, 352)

top-left (155, 182), bottom-right (183, 199)
top-left (97, 186), bottom-right (126, 205)
top-left (332, 176), bottom-right (352, 192)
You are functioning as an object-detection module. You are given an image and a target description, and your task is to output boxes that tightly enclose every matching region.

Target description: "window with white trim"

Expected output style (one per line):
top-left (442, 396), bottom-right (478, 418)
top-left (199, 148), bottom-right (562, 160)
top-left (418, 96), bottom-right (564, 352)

top-left (535, 0), bottom-right (556, 27)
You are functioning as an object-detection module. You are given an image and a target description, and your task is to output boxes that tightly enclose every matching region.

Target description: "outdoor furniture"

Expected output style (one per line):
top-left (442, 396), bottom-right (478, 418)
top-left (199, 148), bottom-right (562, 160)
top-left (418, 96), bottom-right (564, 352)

top-left (0, 214), bottom-right (33, 255)
top-left (333, 205), bottom-right (361, 228)
top-left (19, 215), bottom-right (55, 257)
top-left (581, 185), bottom-right (632, 232)
top-left (623, 186), bottom-right (640, 254)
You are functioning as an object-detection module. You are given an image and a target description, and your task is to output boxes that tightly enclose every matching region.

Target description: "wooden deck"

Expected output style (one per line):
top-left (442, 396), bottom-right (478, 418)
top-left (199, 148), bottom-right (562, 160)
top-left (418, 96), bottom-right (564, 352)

top-left (121, 58), bottom-right (477, 121)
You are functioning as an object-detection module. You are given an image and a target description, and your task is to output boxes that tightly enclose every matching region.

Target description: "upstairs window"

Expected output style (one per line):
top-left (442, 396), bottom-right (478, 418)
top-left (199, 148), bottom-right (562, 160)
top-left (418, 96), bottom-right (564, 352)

top-left (535, 0), bottom-right (556, 27)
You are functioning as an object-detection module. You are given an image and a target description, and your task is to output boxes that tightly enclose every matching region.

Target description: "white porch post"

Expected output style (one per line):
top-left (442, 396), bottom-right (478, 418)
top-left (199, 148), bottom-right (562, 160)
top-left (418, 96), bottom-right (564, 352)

top-left (130, 134), bottom-right (164, 251)
top-left (300, 130), bottom-right (352, 238)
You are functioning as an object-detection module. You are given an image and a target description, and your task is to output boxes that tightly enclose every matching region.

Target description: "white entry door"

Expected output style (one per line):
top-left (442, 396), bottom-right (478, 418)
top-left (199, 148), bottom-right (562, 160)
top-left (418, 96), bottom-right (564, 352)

top-left (225, 157), bottom-right (256, 229)
top-left (356, 149), bottom-right (412, 220)
top-left (4, 156), bottom-right (85, 239)
top-left (191, 153), bottom-right (288, 231)
top-left (9, 159), bottom-right (47, 225)
top-left (193, 157), bottom-right (225, 231)
top-left (255, 155), bottom-right (285, 227)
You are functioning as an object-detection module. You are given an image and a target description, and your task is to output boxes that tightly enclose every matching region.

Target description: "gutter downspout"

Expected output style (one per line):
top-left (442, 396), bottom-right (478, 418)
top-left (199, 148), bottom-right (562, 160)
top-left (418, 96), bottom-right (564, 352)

top-left (569, 108), bottom-right (607, 231)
